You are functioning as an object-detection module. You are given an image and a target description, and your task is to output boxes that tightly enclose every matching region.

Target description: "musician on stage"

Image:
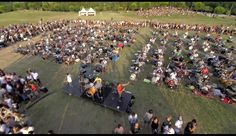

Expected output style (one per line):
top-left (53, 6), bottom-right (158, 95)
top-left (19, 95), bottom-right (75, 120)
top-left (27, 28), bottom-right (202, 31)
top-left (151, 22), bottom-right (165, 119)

top-left (93, 76), bottom-right (103, 99)
top-left (116, 81), bottom-right (130, 101)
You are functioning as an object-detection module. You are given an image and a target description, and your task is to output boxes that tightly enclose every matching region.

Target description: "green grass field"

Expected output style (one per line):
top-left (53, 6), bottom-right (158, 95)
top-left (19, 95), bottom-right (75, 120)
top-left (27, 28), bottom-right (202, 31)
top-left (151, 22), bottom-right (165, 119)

top-left (0, 10), bottom-right (236, 27)
top-left (1, 10), bottom-right (236, 134)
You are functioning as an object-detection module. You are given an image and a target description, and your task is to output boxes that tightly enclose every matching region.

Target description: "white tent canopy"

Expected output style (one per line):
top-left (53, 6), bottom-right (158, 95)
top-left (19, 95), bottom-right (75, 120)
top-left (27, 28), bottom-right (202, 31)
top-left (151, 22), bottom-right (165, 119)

top-left (78, 8), bottom-right (96, 16)
top-left (78, 8), bottom-right (88, 16)
top-left (88, 8), bottom-right (95, 13)
top-left (80, 8), bottom-right (87, 12)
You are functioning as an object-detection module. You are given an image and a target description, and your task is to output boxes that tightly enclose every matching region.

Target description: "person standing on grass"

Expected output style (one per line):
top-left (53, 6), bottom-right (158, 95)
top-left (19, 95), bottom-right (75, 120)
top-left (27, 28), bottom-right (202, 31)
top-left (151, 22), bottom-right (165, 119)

top-left (174, 116), bottom-right (183, 134)
top-left (65, 73), bottom-right (72, 96)
top-left (151, 116), bottom-right (159, 134)
top-left (130, 122), bottom-right (141, 134)
top-left (30, 70), bottom-right (42, 87)
top-left (66, 73), bottom-right (72, 86)
top-left (116, 81), bottom-right (129, 101)
top-left (166, 124), bottom-right (175, 134)
top-left (128, 112), bottom-right (138, 127)
top-left (114, 124), bottom-right (125, 134)
top-left (161, 115), bottom-right (172, 134)
top-left (184, 119), bottom-right (197, 134)
top-left (143, 109), bottom-right (154, 126)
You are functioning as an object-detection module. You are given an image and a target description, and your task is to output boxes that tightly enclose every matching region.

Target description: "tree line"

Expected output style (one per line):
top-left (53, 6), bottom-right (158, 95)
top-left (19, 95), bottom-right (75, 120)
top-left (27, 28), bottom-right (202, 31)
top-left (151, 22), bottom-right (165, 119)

top-left (0, 2), bottom-right (235, 15)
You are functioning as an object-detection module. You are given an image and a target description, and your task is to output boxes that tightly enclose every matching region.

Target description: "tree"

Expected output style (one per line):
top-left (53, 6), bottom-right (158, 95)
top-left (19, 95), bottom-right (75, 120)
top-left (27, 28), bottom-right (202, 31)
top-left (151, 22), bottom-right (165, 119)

top-left (204, 2), bottom-right (219, 9)
top-left (204, 6), bottom-right (213, 12)
top-left (214, 6), bottom-right (226, 14)
top-left (42, 2), bottom-right (50, 11)
top-left (169, 2), bottom-right (187, 9)
top-left (129, 2), bottom-right (138, 10)
top-left (140, 2), bottom-right (151, 9)
top-left (159, 2), bottom-right (169, 7)
top-left (228, 3), bottom-right (235, 15)
top-left (117, 6), bottom-right (124, 11)
top-left (68, 5), bottom-right (76, 11)
top-left (193, 2), bottom-right (205, 11)
top-left (12, 2), bottom-right (26, 10)
top-left (0, 4), bottom-right (4, 13)
top-left (26, 2), bottom-right (42, 10)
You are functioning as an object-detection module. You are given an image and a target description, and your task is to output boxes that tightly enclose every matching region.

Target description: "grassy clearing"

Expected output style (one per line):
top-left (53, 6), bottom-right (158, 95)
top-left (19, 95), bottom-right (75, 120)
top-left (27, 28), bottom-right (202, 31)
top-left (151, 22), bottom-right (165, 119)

top-left (0, 10), bottom-right (235, 27)
top-left (1, 10), bottom-right (236, 134)
top-left (4, 27), bottom-right (236, 134)
top-left (0, 10), bottom-right (78, 27)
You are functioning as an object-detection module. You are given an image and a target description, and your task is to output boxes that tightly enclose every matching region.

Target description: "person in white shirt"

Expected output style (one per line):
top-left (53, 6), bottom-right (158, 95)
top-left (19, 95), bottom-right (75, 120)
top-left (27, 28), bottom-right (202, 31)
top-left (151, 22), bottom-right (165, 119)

top-left (30, 70), bottom-right (42, 86)
top-left (170, 72), bottom-right (177, 85)
top-left (6, 84), bottom-right (13, 93)
top-left (167, 125), bottom-right (175, 134)
top-left (163, 125), bottom-right (169, 134)
top-left (0, 121), bottom-right (10, 134)
top-left (26, 72), bottom-right (33, 82)
top-left (65, 73), bottom-right (73, 95)
top-left (19, 126), bottom-right (34, 134)
top-left (0, 76), bottom-right (5, 85)
top-left (4, 96), bottom-right (13, 109)
top-left (128, 112), bottom-right (138, 127)
top-left (174, 116), bottom-right (183, 134)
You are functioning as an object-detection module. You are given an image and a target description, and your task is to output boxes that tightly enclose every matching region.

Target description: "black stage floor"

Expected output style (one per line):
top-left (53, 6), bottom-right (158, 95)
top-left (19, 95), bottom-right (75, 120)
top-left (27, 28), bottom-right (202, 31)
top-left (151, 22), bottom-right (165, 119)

top-left (64, 78), bottom-right (133, 113)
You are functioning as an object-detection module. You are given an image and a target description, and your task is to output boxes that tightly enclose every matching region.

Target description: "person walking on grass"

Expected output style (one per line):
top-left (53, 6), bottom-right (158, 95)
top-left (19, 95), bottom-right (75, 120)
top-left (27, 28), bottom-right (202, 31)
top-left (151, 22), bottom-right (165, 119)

top-left (65, 73), bottom-right (72, 95)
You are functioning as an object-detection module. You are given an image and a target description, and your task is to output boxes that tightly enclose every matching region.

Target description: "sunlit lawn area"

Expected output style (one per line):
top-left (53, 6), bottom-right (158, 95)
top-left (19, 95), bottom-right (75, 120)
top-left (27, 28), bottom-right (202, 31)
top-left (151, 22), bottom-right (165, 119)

top-left (1, 10), bottom-right (236, 134)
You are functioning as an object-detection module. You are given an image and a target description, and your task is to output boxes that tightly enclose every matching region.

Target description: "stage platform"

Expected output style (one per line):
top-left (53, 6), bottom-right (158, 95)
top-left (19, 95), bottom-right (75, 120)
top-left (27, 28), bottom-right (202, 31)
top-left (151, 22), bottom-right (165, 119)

top-left (64, 78), bottom-right (134, 113)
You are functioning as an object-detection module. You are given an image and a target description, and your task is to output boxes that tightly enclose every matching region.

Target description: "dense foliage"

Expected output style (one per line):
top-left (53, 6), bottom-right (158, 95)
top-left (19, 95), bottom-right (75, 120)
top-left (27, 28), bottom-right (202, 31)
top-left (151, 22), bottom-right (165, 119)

top-left (0, 2), bottom-right (235, 15)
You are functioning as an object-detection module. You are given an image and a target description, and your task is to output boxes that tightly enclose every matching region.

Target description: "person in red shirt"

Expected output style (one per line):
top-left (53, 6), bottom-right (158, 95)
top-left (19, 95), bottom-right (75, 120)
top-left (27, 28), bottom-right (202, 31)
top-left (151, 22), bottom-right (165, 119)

top-left (116, 82), bottom-right (129, 100)
top-left (201, 67), bottom-right (209, 82)
top-left (28, 82), bottom-right (38, 99)
top-left (29, 83), bottom-right (37, 92)
top-left (201, 67), bottom-right (209, 75)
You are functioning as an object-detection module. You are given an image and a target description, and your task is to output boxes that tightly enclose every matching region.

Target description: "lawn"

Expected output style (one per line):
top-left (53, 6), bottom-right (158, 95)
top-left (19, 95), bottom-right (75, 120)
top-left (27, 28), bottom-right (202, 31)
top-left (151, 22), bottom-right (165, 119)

top-left (0, 10), bottom-right (235, 27)
top-left (1, 10), bottom-right (236, 134)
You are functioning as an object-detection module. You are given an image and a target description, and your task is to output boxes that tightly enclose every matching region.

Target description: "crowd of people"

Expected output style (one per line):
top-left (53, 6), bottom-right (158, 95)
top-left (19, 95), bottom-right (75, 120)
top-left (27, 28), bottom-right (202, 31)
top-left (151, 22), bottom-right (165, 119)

top-left (0, 68), bottom-right (48, 134)
top-left (0, 19), bottom-right (70, 49)
top-left (16, 19), bottom-right (145, 66)
top-left (113, 110), bottom-right (197, 134)
top-left (150, 22), bottom-right (236, 35)
top-left (1, 13), bottom-right (235, 133)
top-left (129, 34), bottom-right (155, 81)
top-left (128, 26), bottom-right (236, 104)
top-left (137, 6), bottom-right (195, 17)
